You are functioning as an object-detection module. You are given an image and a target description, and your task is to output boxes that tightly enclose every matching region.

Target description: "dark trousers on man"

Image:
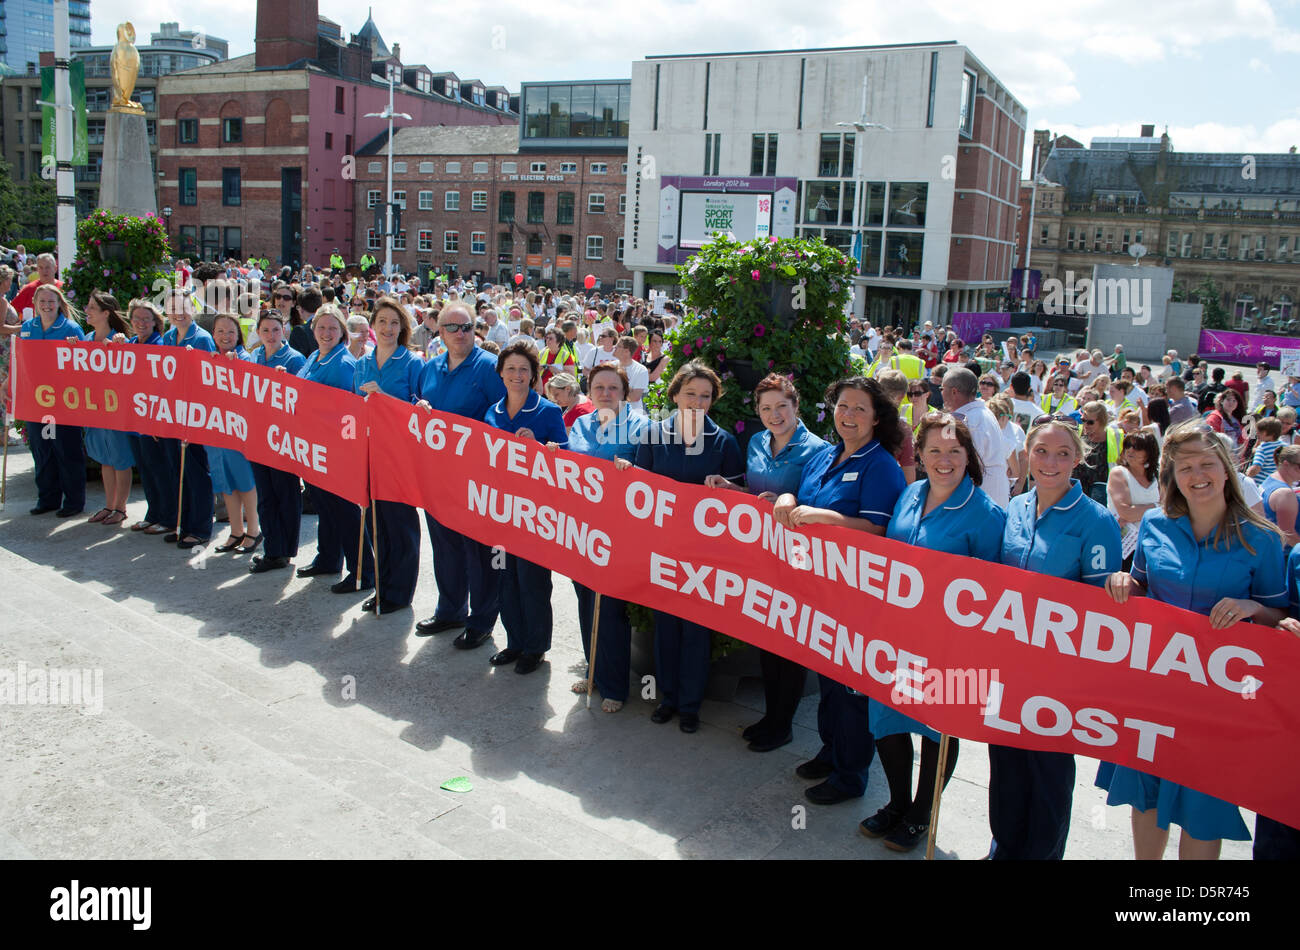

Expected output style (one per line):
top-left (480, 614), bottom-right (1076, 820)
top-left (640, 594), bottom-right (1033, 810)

top-left (425, 512), bottom-right (500, 634)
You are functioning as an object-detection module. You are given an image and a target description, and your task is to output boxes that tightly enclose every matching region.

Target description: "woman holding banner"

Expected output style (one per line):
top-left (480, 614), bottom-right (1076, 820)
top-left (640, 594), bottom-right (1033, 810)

top-left (19, 283), bottom-right (87, 517)
top-left (81, 292), bottom-right (135, 526)
top-left (125, 301), bottom-right (171, 535)
top-left (294, 305), bottom-right (373, 594)
top-left (992, 414), bottom-right (1121, 860)
top-left (862, 413), bottom-right (1006, 850)
top-left (616, 362), bottom-right (743, 733)
top-left (1102, 421), bottom-right (1286, 859)
top-left (159, 290), bottom-right (217, 548)
top-left (485, 341), bottom-right (569, 675)
top-left (563, 363), bottom-right (648, 711)
top-left (774, 377), bottom-right (907, 804)
top-left (248, 312), bottom-right (308, 574)
top-left (208, 314), bottom-right (261, 554)
top-left (354, 297), bottom-right (423, 612)
top-left (705, 373), bottom-right (827, 751)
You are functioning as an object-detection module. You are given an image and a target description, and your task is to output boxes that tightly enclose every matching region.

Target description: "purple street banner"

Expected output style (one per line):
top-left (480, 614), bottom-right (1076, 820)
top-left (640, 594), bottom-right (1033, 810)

top-left (1198, 329), bottom-right (1300, 367)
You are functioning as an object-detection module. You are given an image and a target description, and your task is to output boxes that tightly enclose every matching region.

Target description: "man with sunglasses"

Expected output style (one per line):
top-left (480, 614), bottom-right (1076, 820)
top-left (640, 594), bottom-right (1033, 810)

top-left (414, 301), bottom-right (508, 649)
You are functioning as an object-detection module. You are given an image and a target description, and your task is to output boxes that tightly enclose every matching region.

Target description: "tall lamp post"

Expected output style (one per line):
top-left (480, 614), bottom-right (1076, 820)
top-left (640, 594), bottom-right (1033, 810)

top-left (162, 205), bottom-right (173, 245)
top-left (365, 67), bottom-right (411, 279)
top-left (837, 76), bottom-right (891, 320)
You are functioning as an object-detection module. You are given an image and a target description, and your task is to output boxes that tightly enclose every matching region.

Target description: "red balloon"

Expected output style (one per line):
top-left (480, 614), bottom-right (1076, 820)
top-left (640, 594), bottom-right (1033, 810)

top-left (584, 274), bottom-right (596, 290)
top-left (514, 273), bottom-right (524, 285)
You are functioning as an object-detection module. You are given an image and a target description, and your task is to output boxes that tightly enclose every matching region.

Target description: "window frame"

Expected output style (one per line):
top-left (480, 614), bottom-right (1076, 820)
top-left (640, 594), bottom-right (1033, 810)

top-left (444, 230), bottom-right (460, 253)
top-left (585, 235), bottom-right (604, 260)
top-left (587, 193), bottom-right (606, 214)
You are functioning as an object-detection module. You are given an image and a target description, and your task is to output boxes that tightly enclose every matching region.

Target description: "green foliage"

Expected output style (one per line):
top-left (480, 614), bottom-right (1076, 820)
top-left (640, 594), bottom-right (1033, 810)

top-left (0, 157), bottom-right (56, 241)
top-left (1191, 276), bottom-right (1228, 330)
top-left (63, 208), bottom-right (172, 312)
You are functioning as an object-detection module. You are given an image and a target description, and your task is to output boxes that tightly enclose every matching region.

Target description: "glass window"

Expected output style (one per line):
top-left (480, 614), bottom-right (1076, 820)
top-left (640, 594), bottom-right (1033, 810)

top-left (1278, 236), bottom-right (1291, 262)
top-left (418, 230), bottom-right (433, 252)
top-left (472, 191), bottom-right (487, 211)
top-left (527, 191), bottom-right (545, 223)
top-left (1167, 231), bottom-right (1179, 257)
top-left (618, 194), bottom-right (627, 215)
top-left (557, 234), bottom-right (573, 256)
top-left (888, 183), bottom-right (927, 227)
top-left (445, 231), bottom-right (459, 253)
top-left (1219, 234), bottom-right (1230, 259)
top-left (819, 134), bottom-right (841, 177)
top-left (1255, 235), bottom-right (1267, 261)
top-left (222, 117), bottom-right (242, 143)
top-left (586, 235), bottom-right (604, 259)
top-left (445, 191), bottom-right (460, 211)
top-left (751, 134), bottom-right (766, 176)
top-left (393, 230), bottom-right (407, 251)
top-left (959, 70), bottom-right (975, 137)
top-left (419, 161), bottom-right (435, 174)
top-left (527, 234), bottom-right (543, 254)
top-left (471, 232), bottom-right (486, 254)
top-left (393, 190), bottom-right (406, 209)
top-left (864, 182), bottom-right (885, 226)
top-left (548, 86), bottom-right (571, 137)
top-left (499, 233), bottom-right (513, 256)
top-left (591, 162), bottom-right (607, 174)
top-left (368, 190), bottom-right (382, 209)
top-left (842, 134), bottom-right (855, 179)
top-left (530, 162), bottom-right (547, 173)
top-left (222, 168), bottom-right (240, 206)
top-left (502, 162), bottom-right (517, 174)
top-left (616, 237), bottom-right (625, 261)
top-left (560, 162), bottom-right (577, 173)
top-left (841, 181), bottom-right (855, 227)
top-left (1202, 232), bottom-right (1215, 257)
top-left (367, 229), bottom-right (380, 251)
top-left (178, 118), bottom-right (198, 144)
top-left (393, 162), bottom-right (407, 173)
top-left (858, 232), bottom-right (882, 277)
top-left (418, 190), bottom-right (433, 210)
top-left (802, 181), bottom-right (840, 225)
top-left (595, 83), bottom-right (619, 137)
top-left (1181, 233), bottom-right (1192, 258)
top-left (446, 162), bottom-right (461, 174)
top-left (179, 226), bottom-right (197, 255)
top-left (180, 167), bottom-right (197, 205)
top-left (499, 191), bottom-right (515, 222)
top-left (882, 233), bottom-right (923, 278)
top-left (524, 86), bottom-right (548, 138)
top-left (557, 192), bottom-right (574, 225)
top-left (368, 162), bottom-right (382, 173)
top-left (570, 85), bottom-right (595, 137)
top-left (473, 161), bottom-right (488, 174)
top-left (588, 193), bottom-right (605, 214)
top-left (324, 132), bottom-right (333, 150)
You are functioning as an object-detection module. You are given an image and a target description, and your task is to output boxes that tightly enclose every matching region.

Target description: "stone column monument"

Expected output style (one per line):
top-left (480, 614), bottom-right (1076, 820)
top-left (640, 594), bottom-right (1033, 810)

top-left (98, 22), bottom-right (157, 217)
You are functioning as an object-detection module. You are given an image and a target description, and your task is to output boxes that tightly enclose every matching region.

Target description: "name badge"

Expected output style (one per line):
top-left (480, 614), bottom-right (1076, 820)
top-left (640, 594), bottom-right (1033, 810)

top-left (842, 472), bottom-right (859, 482)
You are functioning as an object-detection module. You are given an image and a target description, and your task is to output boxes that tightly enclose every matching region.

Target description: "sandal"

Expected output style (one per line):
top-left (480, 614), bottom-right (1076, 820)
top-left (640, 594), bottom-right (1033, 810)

top-left (87, 508), bottom-right (111, 524)
top-left (570, 679), bottom-right (591, 694)
top-left (102, 509), bottom-right (127, 526)
top-left (239, 533), bottom-right (263, 553)
top-left (214, 534), bottom-right (246, 552)
top-left (601, 699), bottom-right (623, 713)
top-left (130, 520), bottom-right (154, 532)
top-left (143, 523), bottom-right (169, 535)
top-left (177, 535), bottom-right (206, 549)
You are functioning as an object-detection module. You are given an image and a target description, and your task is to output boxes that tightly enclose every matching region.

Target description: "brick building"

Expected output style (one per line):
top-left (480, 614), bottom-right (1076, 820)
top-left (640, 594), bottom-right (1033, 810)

top-left (156, 0), bottom-right (515, 268)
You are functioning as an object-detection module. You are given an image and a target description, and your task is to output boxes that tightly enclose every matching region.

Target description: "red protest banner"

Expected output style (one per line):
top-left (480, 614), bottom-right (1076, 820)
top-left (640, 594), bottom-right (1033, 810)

top-left (13, 340), bottom-right (370, 505)
top-left (367, 396), bottom-right (1300, 830)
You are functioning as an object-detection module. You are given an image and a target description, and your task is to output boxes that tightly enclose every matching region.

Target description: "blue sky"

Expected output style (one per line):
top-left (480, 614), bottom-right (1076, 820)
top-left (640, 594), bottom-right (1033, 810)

top-left (93, 0), bottom-right (1300, 157)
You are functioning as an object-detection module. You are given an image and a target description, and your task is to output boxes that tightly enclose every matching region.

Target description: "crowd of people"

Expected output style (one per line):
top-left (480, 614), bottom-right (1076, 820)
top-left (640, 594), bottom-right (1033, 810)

top-left (6, 250), bottom-right (1299, 861)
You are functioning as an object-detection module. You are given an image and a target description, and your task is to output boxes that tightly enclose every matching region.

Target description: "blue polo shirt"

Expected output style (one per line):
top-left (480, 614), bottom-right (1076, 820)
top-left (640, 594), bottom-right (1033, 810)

top-left (746, 421), bottom-right (829, 496)
top-left (634, 412), bottom-right (743, 485)
top-left (484, 389), bottom-right (568, 447)
top-left (795, 440), bottom-right (905, 527)
top-left (252, 342), bottom-right (307, 374)
top-left (1133, 510), bottom-right (1286, 615)
top-left (887, 474), bottom-right (1005, 560)
top-left (1001, 480), bottom-right (1121, 586)
top-left (297, 344), bottom-right (356, 392)
top-left (161, 321), bottom-right (216, 352)
top-left (19, 313), bottom-right (85, 341)
top-left (418, 346), bottom-right (506, 422)
top-left (129, 330), bottom-right (164, 346)
top-left (354, 346), bottom-right (423, 402)
top-left (569, 404), bottom-right (649, 462)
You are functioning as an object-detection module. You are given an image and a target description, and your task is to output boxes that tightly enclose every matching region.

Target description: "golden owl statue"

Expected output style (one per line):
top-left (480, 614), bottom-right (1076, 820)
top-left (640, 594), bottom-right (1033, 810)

top-left (110, 22), bottom-right (144, 114)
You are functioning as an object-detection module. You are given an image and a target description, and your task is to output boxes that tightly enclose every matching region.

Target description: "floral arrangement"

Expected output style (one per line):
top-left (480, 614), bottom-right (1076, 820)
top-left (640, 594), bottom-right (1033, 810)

top-left (62, 208), bottom-right (172, 314)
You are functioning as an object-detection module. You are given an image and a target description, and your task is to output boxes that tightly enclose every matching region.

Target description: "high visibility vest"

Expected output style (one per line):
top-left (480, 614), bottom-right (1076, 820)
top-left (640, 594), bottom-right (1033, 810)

top-left (1040, 392), bottom-right (1078, 415)
top-left (330, 254), bottom-right (344, 269)
top-left (868, 353), bottom-right (924, 381)
top-left (1101, 425), bottom-right (1122, 464)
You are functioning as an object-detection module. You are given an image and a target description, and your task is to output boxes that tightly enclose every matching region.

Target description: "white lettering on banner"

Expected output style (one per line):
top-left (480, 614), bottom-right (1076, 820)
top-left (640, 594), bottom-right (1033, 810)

top-left (55, 345), bottom-right (137, 376)
top-left (940, 578), bottom-right (1265, 697)
top-left (197, 359), bottom-right (299, 414)
top-left (265, 424), bottom-right (328, 472)
top-left (467, 480), bottom-right (610, 566)
top-left (130, 393), bottom-right (248, 439)
top-left (479, 432), bottom-right (604, 502)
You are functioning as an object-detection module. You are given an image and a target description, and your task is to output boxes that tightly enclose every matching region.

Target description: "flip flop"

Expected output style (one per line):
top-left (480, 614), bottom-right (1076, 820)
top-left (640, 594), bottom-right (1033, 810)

top-left (130, 520), bottom-right (153, 532)
top-left (143, 524), bottom-right (169, 535)
top-left (87, 508), bottom-right (111, 524)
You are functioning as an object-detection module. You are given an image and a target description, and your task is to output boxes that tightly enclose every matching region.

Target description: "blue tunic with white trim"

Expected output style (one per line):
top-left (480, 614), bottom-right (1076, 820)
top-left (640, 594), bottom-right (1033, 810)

top-left (1000, 479), bottom-right (1121, 586)
top-left (793, 439), bottom-right (906, 527)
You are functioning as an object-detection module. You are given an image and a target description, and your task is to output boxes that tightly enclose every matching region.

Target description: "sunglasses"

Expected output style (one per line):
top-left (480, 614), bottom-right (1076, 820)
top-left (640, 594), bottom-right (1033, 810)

top-left (440, 322), bottom-right (474, 334)
top-left (1032, 412), bottom-right (1081, 428)
top-left (908, 388), bottom-right (926, 396)
top-left (276, 294), bottom-right (294, 301)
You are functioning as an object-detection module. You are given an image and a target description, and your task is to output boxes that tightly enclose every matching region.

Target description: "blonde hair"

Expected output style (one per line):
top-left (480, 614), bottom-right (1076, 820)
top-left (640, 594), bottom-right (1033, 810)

top-left (313, 304), bottom-right (349, 338)
top-left (33, 282), bottom-right (80, 322)
top-left (1025, 417), bottom-right (1086, 460)
top-left (1160, 420), bottom-right (1278, 554)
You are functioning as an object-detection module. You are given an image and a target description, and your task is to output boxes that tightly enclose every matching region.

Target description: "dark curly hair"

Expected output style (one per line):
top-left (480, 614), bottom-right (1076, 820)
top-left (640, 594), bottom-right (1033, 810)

top-left (823, 376), bottom-right (901, 457)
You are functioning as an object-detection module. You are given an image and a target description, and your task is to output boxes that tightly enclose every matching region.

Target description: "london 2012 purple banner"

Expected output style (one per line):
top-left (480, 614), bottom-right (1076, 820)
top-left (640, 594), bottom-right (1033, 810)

top-left (1198, 329), bottom-right (1300, 366)
top-left (953, 312), bottom-right (1011, 344)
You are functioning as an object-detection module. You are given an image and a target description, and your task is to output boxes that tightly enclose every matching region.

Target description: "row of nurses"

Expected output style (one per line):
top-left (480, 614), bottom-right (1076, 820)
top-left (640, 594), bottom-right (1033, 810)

top-left (20, 283), bottom-right (86, 517)
top-left (208, 314), bottom-right (261, 553)
top-left (123, 301), bottom-right (170, 534)
top-left (81, 292), bottom-right (135, 526)
top-left (353, 298), bottom-right (424, 611)
top-left (159, 291), bottom-right (216, 548)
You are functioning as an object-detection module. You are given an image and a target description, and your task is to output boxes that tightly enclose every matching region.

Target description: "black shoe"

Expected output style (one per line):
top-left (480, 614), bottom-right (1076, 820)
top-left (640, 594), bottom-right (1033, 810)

top-left (296, 562), bottom-right (336, 578)
top-left (883, 821), bottom-right (929, 852)
top-left (330, 577), bottom-right (373, 594)
top-left (860, 804), bottom-right (905, 838)
top-left (248, 555), bottom-right (290, 574)
top-left (29, 505), bottom-right (57, 515)
top-left (415, 616), bottom-right (465, 636)
top-left (490, 648), bottom-right (522, 666)
top-left (55, 507), bottom-right (83, 518)
top-left (748, 729), bottom-right (792, 753)
top-left (742, 718), bottom-right (770, 742)
top-left (679, 713), bottom-right (700, 733)
top-left (362, 596), bottom-right (378, 612)
top-left (514, 653), bottom-right (544, 675)
top-left (796, 759), bottom-right (834, 781)
top-left (453, 628), bottom-right (492, 650)
top-left (650, 703), bottom-right (676, 724)
top-left (804, 780), bottom-right (860, 806)
top-left (163, 531), bottom-right (180, 543)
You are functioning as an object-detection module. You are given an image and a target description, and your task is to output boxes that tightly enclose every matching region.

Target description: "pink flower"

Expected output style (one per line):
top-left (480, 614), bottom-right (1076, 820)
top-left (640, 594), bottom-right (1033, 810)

top-left (768, 236), bottom-right (778, 244)
top-left (696, 337), bottom-right (704, 348)
top-left (751, 270), bottom-right (761, 280)
top-left (93, 239), bottom-right (102, 245)
top-left (754, 324), bottom-right (766, 337)
top-left (683, 343), bottom-right (693, 356)
top-left (717, 351), bottom-right (726, 362)
top-left (102, 268), bottom-right (111, 276)
top-left (729, 276), bottom-right (737, 283)
top-left (767, 360), bottom-right (774, 368)
top-left (735, 420), bottom-right (745, 433)
top-left (705, 336), bottom-right (712, 343)
top-left (769, 262), bottom-right (778, 270)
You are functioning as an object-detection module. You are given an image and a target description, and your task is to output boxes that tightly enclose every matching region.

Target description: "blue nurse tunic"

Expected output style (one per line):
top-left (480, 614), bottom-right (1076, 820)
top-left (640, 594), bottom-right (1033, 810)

top-left (568, 404), bottom-right (649, 463)
top-left (745, 421), bottom-right (828, 497)
top-left (1099, 512), bottom-right (1285, 842)
top-left (20, 312), bottom-right (87, 512)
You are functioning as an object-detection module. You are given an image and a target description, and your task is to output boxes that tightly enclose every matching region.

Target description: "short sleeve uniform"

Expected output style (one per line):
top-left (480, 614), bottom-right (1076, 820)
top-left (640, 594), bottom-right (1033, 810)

top-left (253, 343), bottom-right (307, 374)
top-left (19, 312), bottom-right (85, 342)
top-left (1000, 480), bottom-right (1121, 585)
top-left (569, 404), bottom-right (649, 463)
top-left (161, 322), bottom-right (216, 352)
top-left (354, 345), bottom-right (423, 401)
top-left (206, 345), bottom-right (258, 495)
top-left (745, 422), bottom-right (829, 497)
top-left (484, 389), bottom-right (569, 449)
top-left (794, 440), bottom-right (906, 526)
top-left (297, 344), bottom-right (357, 392)
top-left (635, 412), bottom-right (743, 485)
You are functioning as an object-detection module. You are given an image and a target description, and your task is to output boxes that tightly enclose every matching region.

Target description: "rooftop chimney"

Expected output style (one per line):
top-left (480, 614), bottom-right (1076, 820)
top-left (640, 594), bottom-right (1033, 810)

top-left (256, 0), bottom-right (320, 70)
top-left (1140, 124), bottom-right (1155, 138)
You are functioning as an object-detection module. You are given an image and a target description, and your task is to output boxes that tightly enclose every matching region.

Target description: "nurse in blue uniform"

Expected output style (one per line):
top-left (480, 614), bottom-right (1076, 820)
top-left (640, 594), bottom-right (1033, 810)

top-left (622, 362), bottom-right (742, 733)
top-left (208, 313), bottom-right (261, 553)
top-left (159, 291), bottom-right (216, 547)
top-left (81, 291), bottom-right (134, 526)
top-left (354, 297), bottom-right (424, 612)
top-left (20, 283), bottom-right (87, 517)
top-left (865, 413), bottom-right (1005, 850)
top-left (774, 376), bottom-right (907, 804)
top-left (1102, 421), bottom-right (1287, 859)
top-left (484, 341), bottom-right (569, 674)
top-left (247, 312), bottom-right (308, 574)
top-left (563, 363), bottom-right (649, 711)
top-left (124, 300), bottom-right (171, 534)
top-left (293, 305), bottom-right (372, 593)
top-left (994, 415), bottom-right (1121, 860)
top-left (706, 373), bottom-right (827, 751)
top-left (1264, 545), bottom-right (1300, 859)
top-left (414, 301), bottom-right (507, 649)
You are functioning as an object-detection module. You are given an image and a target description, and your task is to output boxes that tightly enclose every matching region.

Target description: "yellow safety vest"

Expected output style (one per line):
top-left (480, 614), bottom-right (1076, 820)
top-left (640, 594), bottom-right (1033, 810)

top-left (869, 353), bottom-right (924, 381)
top-left (1039, 392), bottom-right (1078, 415)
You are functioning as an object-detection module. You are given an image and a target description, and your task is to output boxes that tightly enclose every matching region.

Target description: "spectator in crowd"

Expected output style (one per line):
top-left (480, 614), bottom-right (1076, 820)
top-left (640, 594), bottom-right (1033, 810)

top-left (545, 373), bottom-right (594, 429)
top-left (1106, 430), bottom-right (1160, 569)
top-left (941, 367), bottom-right (1010, 508)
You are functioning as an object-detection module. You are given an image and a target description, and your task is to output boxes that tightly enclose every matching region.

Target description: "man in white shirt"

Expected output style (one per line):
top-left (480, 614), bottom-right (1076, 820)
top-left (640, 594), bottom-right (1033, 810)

top-left (615, 336), bottom-right (649, 413)
top-left (1252, 361), bottom-right (1276, 410)
top-left (942, 367), bottom-right (1010, 508)
top-left (480, 301), bottom-right (510, 348)
top-left (246, 261), bottom-right (264, 282)
top-left (1072, 349), bottom-right (1106, 389)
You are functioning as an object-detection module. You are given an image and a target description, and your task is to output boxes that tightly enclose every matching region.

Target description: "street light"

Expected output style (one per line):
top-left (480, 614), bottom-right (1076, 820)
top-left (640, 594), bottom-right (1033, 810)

top-left (837, 76), bottom-right (892, 317)
top-left (365, 66), bottom-right (412, 279)
top-left (162, 205), bottom-right (173, 243)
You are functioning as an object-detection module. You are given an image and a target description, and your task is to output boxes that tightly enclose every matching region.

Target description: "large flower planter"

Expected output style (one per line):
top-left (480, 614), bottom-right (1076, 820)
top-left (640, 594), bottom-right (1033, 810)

top-left (759, 279), bottom-right (800, 331)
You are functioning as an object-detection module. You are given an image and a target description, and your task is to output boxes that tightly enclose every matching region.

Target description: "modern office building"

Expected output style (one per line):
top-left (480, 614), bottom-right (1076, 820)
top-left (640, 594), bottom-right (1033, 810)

top-left (624, 42), bottom-right (1027, 328)
top-left (0, 0), bottom-right (91, 75)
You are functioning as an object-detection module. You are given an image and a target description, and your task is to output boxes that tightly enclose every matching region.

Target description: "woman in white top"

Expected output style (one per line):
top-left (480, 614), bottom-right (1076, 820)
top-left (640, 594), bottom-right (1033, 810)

top-left (1106, 429), bottom-right (1161, 569)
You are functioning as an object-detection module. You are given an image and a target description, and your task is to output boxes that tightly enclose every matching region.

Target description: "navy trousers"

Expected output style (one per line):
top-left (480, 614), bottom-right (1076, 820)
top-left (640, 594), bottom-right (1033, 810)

top-left (1254, 815), bottom-right (1300, 860)
top-left (424, 512), bottom-right (500, 633)
top-left (251, 463), bottom-right (301, 559)
top-left (573, 582), bottom-right (631, 703)
top-left (652, 611), bottom-right (712, 716)
top-left (366, 500), bottom-right (419, 606)
top-left (159, 438), bottom-right (212, 540)
top-left (129, 433), bottom-right (173, 527)
top-left (499, 554), bottom-right (552, 654)
top-left (759, 650), bottom-right (807, 737)
top-left (27, 419), bottom-right (85, 511)
top-left (988, 745), bottom-right (1075, 860)
top-left (812, 676), bottom-right (874, 796)
top-left (306, 483), bottom-right (373, 583)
